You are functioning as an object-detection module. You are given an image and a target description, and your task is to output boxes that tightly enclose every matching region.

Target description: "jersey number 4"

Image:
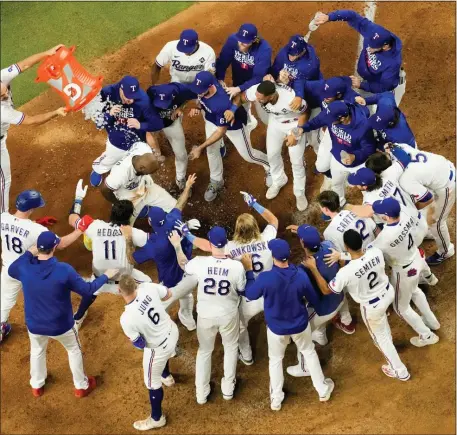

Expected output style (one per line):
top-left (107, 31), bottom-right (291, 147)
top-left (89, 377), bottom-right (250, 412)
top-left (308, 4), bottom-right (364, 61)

top-left (5, 235), bottom-right (23, 254)
top-left (104, 240), bottom-right (116, 260)
top-left (204, 278), bottom-right (230, 296)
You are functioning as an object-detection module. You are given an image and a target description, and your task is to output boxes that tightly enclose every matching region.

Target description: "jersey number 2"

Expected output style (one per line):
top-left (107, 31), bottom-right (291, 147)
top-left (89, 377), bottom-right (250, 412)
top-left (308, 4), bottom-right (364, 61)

top-left (355, 220), bottom-right (369, 240)
top-left (104, 240), bottom-right (116, 260)
top-left (367, 271), bottom-right (379, 290)
top-left (204, 278), bottom-right (230, 296)
top-left (5, 235), bottom-right (23, 254)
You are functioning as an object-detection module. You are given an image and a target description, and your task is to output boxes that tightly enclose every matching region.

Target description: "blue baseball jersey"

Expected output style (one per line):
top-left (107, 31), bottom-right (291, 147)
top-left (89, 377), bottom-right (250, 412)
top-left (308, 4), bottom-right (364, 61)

top-left (302, 103), bottom-right (376, 167)
top-left (366, 92), bottom-right (416, 147)
top-left (300, 241), bottom-right (343, 316)
top-left (98, 82), bottom-right (164, 150)
top-left (199, 83), bottom-right (248, 130)
top-left (147, 82), bottom-right (197, 128)
top-left (328, 10), bottom-right (402, 93)
top-left (245, 264), bottom-right (320, 335)
top-left (271, 44), bottom-right (322, 98)
top-left (215, 35), bottom-right (272, 91)
top-left (132, 209), bottom-right (193, 287)
top-left (8, 252), bottom-right (108, 336)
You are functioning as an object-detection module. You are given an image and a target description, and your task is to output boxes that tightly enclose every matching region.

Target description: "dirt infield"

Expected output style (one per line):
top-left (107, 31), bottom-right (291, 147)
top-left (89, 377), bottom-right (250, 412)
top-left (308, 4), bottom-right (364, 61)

top-left (1, 2), bottom-right (455, 434)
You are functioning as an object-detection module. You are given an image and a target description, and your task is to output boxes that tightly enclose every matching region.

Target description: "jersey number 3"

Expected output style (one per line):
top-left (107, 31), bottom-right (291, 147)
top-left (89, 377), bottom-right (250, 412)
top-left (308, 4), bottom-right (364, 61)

top-left (204, 278), bottom-right (230, 296)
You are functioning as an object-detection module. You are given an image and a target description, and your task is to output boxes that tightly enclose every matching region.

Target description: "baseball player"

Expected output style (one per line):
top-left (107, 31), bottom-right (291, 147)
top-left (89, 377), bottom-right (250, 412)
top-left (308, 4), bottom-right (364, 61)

top-left (305, 229), bottom-right (410, 381)
top-left (100, 141), bottom-right (177, 223)
top-left (169, 226), bottom-right (245, 404)
top-left (236, 80), bottom-right (309, 210)
top-left (68, 181), bottom-right (151, 329)
top-left (1, 45), bottom-right (68, 212)
top-left (119, 274), bottom-right (179, 430)
top-left (90, 76), bottom-right (163, 187)
top-left (299, 101), bottom-right (376, 206)
top-left (285, 225), bottom-right (354, 378)
top-left (1, 190), bottom-right (83, 342)
top-left (126, 175), bottom-right (199, 331)
top-left (187, 71), bottom-right (270, 202)
top-left (147, 83), bottom-right (197, 190)
top-left (314, 10), bottom-right (406, 105)
top-left (369, 198), bottom-right (440, 347)
top-left (317, 190), bottom-right (378, 252)
top-left (241, 239), bottom-right (334, 410)
top-left (387, 144), bottom-right (456, 265)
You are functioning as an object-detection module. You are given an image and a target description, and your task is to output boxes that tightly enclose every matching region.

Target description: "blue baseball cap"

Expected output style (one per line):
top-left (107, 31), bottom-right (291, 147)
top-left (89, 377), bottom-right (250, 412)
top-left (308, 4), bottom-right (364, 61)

top-left (268, 238), bottom-right (290, 261)
top-left (368, 26), bottom-right (393, 49)
top-left (120, 76), bottom-right (141, 100)
top-left (236, 23), bottom-right (258, 44)
top-left (37, 231), bottom-right (60, 250)
top-left (16, 190), bottom-right (45, 212)
top-left (151, 85), bottom-right (175, 109)
top-left (189, 71), bottom-right (215, 95)
top-left (297, 225), bottom-right (321, 250)
top-left (208, 226), bottom-right (228, 248)
top-left (372, 197), bottom-right (401, 218)
top-left (368, 104), bottom-right (396, 130)
top-left (347, 167), bottom-right (377, 186)
top-left (322, 77), bottom-right (347, 99)
top-left (177, 29), bottom-right (198, 54)
top-left (287, 34), bottom-right (307, 56)
top-left (148, 206), bottom-right (167, 230)
top-left (325, 100), bottom-right (350, 122)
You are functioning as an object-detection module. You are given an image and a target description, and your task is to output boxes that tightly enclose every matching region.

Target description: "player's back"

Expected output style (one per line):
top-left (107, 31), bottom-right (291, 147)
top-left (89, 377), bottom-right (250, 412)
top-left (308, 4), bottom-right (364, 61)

top-left (226, 224), bottom-right (277, 278)
top-left (120, 283), bottom-right (172, 347)
top-left (1, 213), bottom-right (46, 268)
top-left (324, 210), bottom-right (377, 252)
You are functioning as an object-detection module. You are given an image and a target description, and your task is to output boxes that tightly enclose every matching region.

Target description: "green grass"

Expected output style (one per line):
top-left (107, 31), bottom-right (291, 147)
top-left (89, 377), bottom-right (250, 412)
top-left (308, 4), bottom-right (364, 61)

top-left (0, 1), bottom-right (193, 106)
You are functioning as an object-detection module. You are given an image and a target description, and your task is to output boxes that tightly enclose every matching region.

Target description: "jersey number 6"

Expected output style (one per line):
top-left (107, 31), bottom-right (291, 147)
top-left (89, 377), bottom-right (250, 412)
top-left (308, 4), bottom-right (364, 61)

top-left (204, 278), bottom-right (230, 296)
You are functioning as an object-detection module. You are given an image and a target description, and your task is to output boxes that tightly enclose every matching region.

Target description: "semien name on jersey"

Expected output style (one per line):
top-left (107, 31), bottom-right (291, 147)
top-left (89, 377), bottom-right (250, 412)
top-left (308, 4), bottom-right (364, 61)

top-left (0, 222), bottom-right (30, 237)
top-left (354, 255), bottom-right (381, 278)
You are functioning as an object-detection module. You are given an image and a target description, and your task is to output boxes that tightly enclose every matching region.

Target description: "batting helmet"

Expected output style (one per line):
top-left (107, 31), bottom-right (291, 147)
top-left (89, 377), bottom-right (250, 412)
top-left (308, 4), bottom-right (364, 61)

top-left (16, 190), bottom-right (45, 212)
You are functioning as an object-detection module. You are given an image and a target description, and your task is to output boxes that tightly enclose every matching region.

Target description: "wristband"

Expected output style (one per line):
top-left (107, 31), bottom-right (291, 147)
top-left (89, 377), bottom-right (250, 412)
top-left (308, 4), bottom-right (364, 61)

top-left (230, 104), bottom-right (238, 112)
top-left (70, 199), bottom-right (82, 215)
top-left (340, 251), bottom-right (352, 261)
top-left (252, 202), bottom-right (265, 214)
top-left (185, 233), bottom-right (196, 243)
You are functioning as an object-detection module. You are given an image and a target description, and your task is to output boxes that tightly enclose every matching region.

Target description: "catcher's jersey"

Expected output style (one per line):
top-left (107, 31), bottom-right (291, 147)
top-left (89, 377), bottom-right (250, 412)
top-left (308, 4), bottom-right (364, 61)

top-left (244, 83), bottom-right (307, 123)
top-left (0, 213), bottom-right (47, 269)
top-left (1, 65), bottom-right (24, 138)
top-left (155, 40), bottom-right (216, 85)
top-left (120, 283), bottom-right (174, 348)
top-left (225, 224), bottom-right (277, 278)
top-left (323, 210), bottom-right (377, 252)
top-left (328, 246), bottom-right (389, 304)
top-left (367, 211), bottom-right (421, 267)
top-left (185, 255), bottom-right (245, 319)
top-left (85, 219), bottom-right (147, 277)
top-left (104, 142), bottom-right (155, 203)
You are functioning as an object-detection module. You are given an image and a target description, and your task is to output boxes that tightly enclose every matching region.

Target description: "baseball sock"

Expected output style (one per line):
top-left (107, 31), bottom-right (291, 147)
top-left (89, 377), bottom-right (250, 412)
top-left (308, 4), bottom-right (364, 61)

top-left (74, 295), bottom-right (97, 321)
top-left (149, 387), bottom-right (164, 421)
top-left (161, 361), bottom-right (170, 378)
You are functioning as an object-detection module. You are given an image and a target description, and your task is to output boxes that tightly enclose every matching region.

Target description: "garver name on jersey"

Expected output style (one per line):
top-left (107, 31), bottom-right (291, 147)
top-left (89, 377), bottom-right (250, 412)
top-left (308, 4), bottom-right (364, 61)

top-left (234, 51), bottom-right (255, 66)
top-left (229, 241), bottom-right (268, 258)
top-left (354, 255), bottom-right (381, 278)
top-left (331, 124), bottom-right (352, 145)
top-left (96, 227), bottom-right (122, 237)
top-left (0, 222), bottom-right (30, 237)
top-left (365, 48), bottom-right (382, 71)
top-left (171, 60), bottom-right (205, 72)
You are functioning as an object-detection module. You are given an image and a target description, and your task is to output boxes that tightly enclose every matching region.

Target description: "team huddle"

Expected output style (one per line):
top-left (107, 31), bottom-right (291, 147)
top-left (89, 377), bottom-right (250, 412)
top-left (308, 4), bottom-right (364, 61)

top-left (1, 8), bottom-right (455, 432)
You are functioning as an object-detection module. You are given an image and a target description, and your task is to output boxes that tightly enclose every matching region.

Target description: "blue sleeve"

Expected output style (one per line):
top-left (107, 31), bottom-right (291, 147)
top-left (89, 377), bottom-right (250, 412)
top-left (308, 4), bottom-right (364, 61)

top-left (244, 270), bottom-right (264, 300)
top-left (351, 128), bottom-right (376, 162)
top-left (8, 251), bottom-right (33, 280)
top-left (133, 243), bottom-right (154, 265)
top-left (238, 43), bottom-right (272, 92)
top-left (293, 77), bottom-right (306, 99)
top-left (139, 105), bottom-right (164, 132)
top-left (390, 146), bottom-right (412, 168)
top-left (132, 335), bottom-right (146, 349)
top-left (300, 110), bottom-right (327, 131)
top-left (66, 265), bottom-right (109, 297)
top-left (215, 37), bottom-right (234, 81)
top-left (177, 84), bottom-right (198, 102)
top-left (328, 10), bottom-right (375, 36)
top-left (100, 84), bottom-right (115, 101)
top-left (270, 52), bottom-right (283, 79)
top-left (364, 94), bottom-right (381, 105)
top-left (360, 66), bottom-right (400, 93)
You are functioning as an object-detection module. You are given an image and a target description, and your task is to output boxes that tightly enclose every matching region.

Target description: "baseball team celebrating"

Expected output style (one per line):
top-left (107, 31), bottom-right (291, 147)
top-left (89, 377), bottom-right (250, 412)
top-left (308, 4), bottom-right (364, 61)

top-left (1, 8), bottom-right (455, 431)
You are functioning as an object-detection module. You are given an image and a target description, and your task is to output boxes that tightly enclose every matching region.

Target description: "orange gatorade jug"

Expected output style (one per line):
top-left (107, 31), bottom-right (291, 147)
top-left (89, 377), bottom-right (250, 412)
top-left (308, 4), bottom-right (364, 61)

top-left (35, 45), bottom-right (103, 112)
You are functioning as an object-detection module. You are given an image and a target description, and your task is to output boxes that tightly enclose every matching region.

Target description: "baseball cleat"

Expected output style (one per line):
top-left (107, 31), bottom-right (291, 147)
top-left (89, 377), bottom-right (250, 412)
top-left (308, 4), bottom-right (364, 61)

top-left (410, 332), bottom-right (439, 348)
top-left (382, 365), bottom-right (410, 381)
top-left (238, 352), bottom-right (254, 366)
top-left (423, 273), bottom-right (439, 286)
top-left (270, 398), bottom-right (282, 411)
top-left (74, 311), bottom-right (88, 332)
top-left (204, 180), bottom-right (224, 202)
top-left (74, 376), bottom-right (97, 398)
top-left (321, 213), bottom-right (331, 222)
top-left (266, 176), bottom-right (288, 200)
top-left (178, 310), bottom-right (196, 331)
top-left (175, 178), bottom-right (186, 191)
top-left (0, 322), bottom-right (12, 343)
top-left (421, 315), bottom-right (440, 331)
top-left (333, 316), bottom-right (355, 335)
top-left (286, 364), bottom-right (311, 378)
top-left (161, 375), bottom-right (175, 387)
top-left (319, 378), bottom-right (335, 402)
top-left (133, 415), bottom-right (166, 430)
top-left (90, 171), bottom-right (103, 187)
top-left (426, 252), bottom-right (453, 266)
top-left (265, 170), bottom-right (272, 187)
top-left (296, 195), bottom-right (308, 211)
top-left (32, 386), bottom-right (44, 397)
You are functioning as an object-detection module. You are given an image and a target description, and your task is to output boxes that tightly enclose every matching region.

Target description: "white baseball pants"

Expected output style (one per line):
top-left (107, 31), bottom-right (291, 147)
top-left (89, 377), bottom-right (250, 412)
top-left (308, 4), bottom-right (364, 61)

top-left (314, 128), bottom-right (332, 174)
top-left (1, 135), bottom-right (11, 213)
top-left (0, 268), bottom-right (21, 323)
top-left (360, 285), bottom-right (409, 378)
top-left (252, 100), bottom-right (269, 125)
top-left (306, 107), bottom-right (323, 155)
top-left (195, 311), bottom-right (239, 400)
top-left (267, 324), bottom-right (327, 403)
top-left (391, 252), bottom-right (439, 337)
top-left (163, 118), bottom-right (188, 182)
top-left (142, 322), bottom-right (179, 390)
top-left (267, 119), bottom-right (306, 197)
top-left (238, 296), bottom-right (264, 361)
top-left (92, 138), bottom-right (128, 174)
top-left (28, 325), bottom-right (89, 390)
top-left (330, 157), bottom-right (365, 206)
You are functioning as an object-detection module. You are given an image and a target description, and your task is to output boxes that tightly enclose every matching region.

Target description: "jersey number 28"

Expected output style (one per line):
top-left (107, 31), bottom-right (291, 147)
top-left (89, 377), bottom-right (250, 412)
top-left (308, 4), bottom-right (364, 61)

top-left (204, 278), bottom-right (230, 296)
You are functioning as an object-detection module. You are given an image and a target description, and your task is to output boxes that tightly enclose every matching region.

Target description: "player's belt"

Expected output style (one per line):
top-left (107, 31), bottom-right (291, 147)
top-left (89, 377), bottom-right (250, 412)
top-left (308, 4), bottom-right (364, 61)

top-left (0, 135), bottom-right (4, 140)
top-left (95, 273), bottom-right (119, 284)
top-left (281, 118), bottom-right (299, 124)
top-left (368, 284), bottom-right (389, 304)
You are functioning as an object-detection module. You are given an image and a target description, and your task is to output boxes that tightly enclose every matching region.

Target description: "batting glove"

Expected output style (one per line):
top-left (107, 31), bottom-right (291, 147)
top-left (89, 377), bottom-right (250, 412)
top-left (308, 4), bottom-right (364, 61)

top-left (187, 219), bottom-right (201, 231)
top-left (75, 179), bottom-right (88, 201)
top-left (35, 216), bottom-right (58, 228)
top-left (240, 191), bottom-right (257, 207)
top-left (174, 219), bottom-right (190, 236)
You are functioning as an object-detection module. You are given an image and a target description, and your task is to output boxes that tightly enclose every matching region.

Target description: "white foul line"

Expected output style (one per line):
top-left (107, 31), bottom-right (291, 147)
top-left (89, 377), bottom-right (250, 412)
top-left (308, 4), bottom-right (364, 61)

top-left (355, 1), bottom-right (378, 74)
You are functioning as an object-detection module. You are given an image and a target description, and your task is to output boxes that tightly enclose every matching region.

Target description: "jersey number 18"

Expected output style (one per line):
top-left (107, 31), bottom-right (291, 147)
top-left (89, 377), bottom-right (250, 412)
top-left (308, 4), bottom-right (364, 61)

top-left (5, 235), bottom-right (23, 254)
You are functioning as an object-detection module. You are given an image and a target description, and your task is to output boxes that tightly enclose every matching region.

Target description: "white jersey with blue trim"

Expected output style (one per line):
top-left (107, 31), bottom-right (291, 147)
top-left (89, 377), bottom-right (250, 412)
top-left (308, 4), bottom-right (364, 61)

top-left (120, 283), bottom-right (174, 348)
top-left (1, 64), bottom-right (25, 138)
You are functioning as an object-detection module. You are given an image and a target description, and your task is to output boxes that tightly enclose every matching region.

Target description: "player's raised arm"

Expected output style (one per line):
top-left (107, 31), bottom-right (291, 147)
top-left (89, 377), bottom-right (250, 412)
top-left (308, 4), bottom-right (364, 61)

top-left (168, 230), bottom-right (189, 270)
top-left (173, 220), bottom-right (212, 252)
top-left (240, 191), bottom-right (278, 229)
top-left (16, 44), bottom-right (64, 72)
top-left (175, 174), bottom-right (197, 211)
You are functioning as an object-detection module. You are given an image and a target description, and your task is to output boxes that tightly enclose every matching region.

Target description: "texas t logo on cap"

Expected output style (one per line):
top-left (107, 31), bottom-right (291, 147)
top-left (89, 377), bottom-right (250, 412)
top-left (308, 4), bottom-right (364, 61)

top-left (130, 85), bottom-right (136, 92)
top-left (183, 39), bottom-right (188, 45)
top-left (291, 41), bottom-right (297, 48)
top-left (324, 84), bottom-right (329, 90)
top-left (242, 30), bottom-right (249, 37)
top-left (373, 32), bottom-right (380, 39)
top-left (196, 79), bottom-right (201, 85)
top-left (159, 94), bottom-right (165, 100)
top-left (376, 116), bottom-right (381, 122)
